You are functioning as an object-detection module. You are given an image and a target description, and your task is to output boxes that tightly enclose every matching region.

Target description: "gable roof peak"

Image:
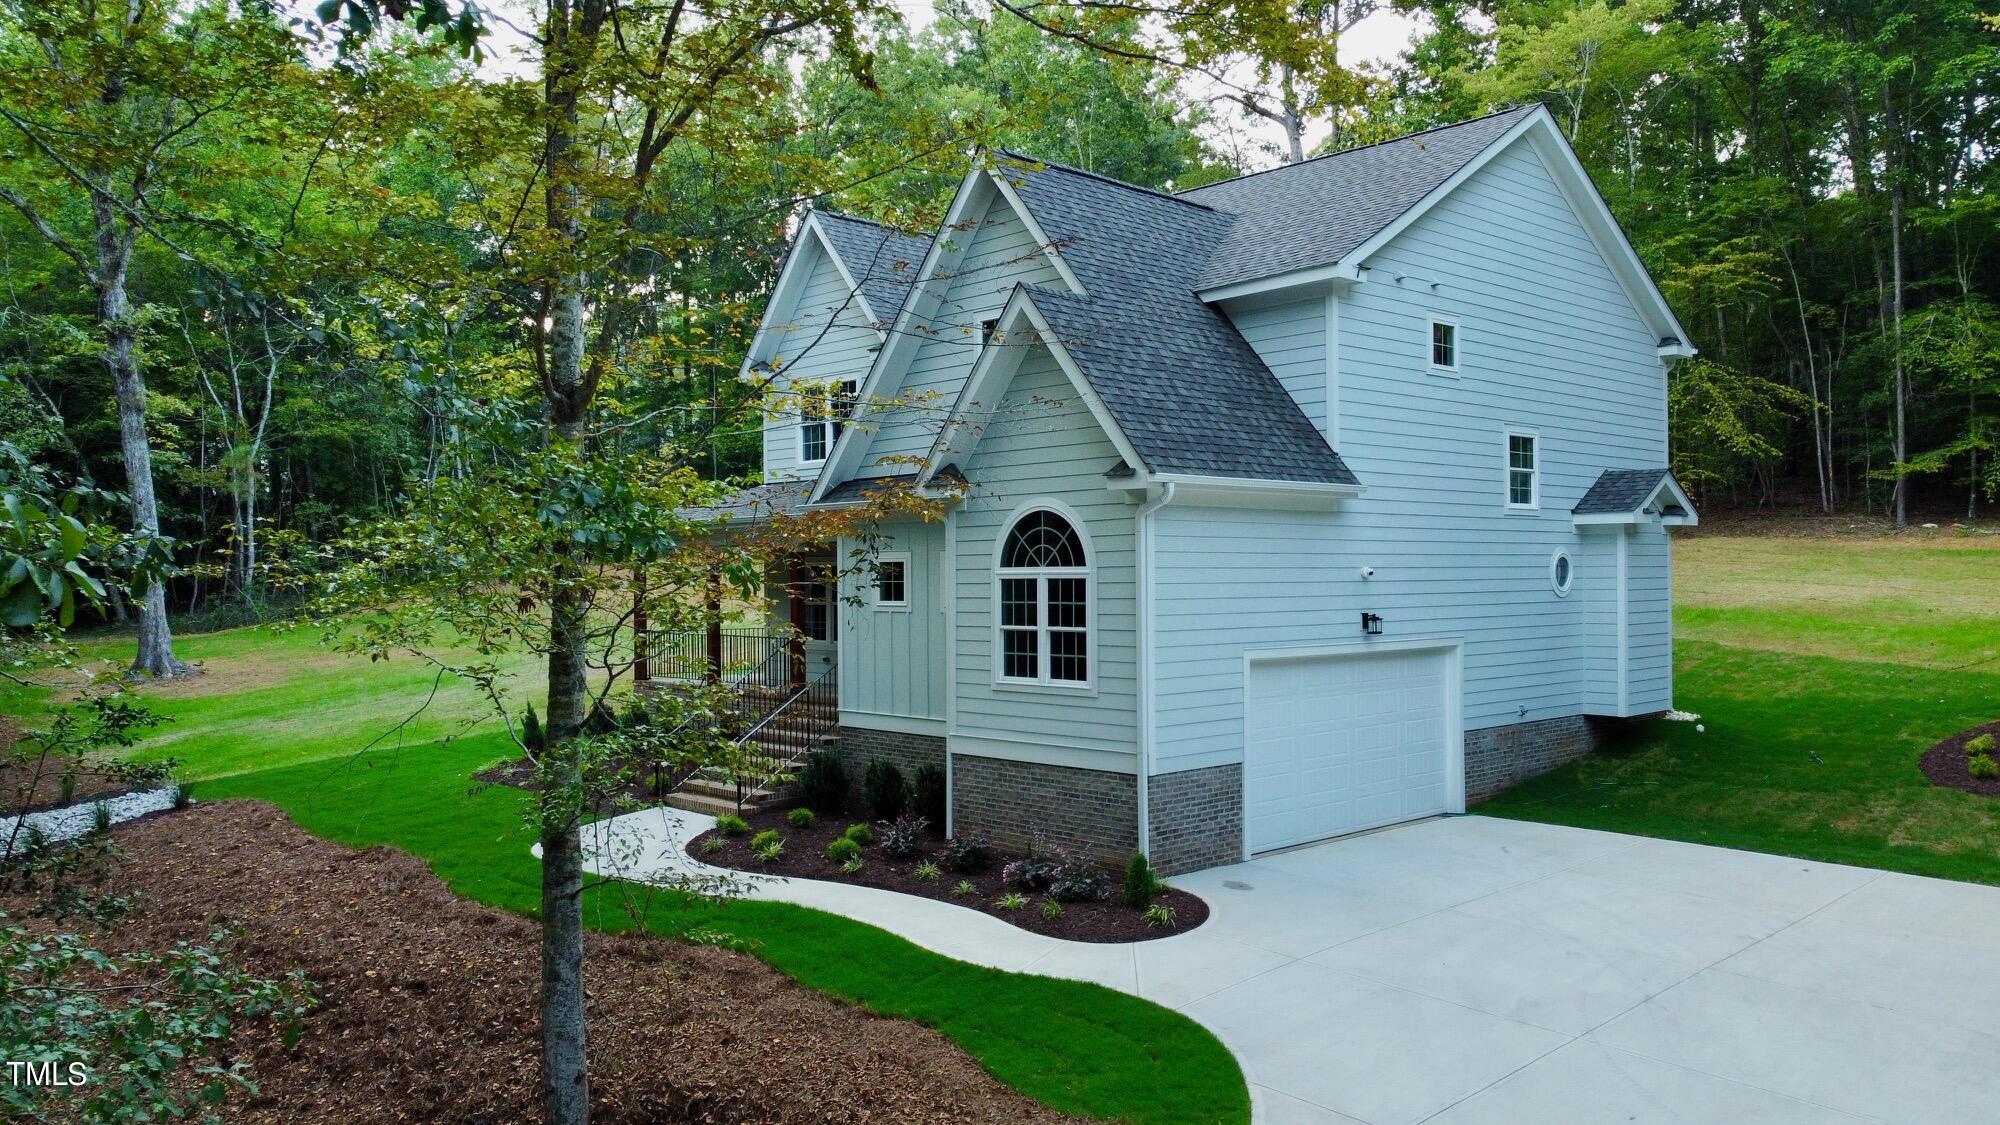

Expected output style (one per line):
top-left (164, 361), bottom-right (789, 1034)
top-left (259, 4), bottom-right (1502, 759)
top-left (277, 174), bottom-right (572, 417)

top-left (986, 150), bottom-right (1216, 212)
top-left (1173, 104), bottom-right (1542, 199)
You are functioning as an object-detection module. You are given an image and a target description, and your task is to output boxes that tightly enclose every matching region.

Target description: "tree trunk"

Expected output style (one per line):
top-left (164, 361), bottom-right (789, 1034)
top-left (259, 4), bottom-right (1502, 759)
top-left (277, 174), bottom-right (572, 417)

top-left (94, 191), bottom-right (186, 678)
top-left (1884, 92), bottom-right (1908, 529)
top-left (537, 814), bottom-right (589, 1125)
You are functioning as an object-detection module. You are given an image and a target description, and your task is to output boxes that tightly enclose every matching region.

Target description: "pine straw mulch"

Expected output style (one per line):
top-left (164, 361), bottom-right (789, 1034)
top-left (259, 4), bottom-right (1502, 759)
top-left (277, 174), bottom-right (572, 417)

top-left (9, 800), bottom-right (1082, 1124)
top-left (1919, 718), bottom-right (2000, 798)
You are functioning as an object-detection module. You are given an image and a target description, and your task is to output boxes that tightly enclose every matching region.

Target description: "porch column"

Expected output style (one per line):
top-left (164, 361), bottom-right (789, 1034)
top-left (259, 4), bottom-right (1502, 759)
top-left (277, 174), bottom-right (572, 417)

top-left (704, 564), bottom-right (723, 684)
top-left (785, 556), bottom-right (808, 689)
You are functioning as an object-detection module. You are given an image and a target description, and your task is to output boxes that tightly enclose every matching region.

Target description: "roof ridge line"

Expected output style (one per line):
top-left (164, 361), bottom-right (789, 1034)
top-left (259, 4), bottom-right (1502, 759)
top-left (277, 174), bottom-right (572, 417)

top-left (1174, 104), bottom-right (1539, 197)
top-left (988, 150), bottom-right (1219, 212)
top-left (812, 208), bottom-right (934, 240)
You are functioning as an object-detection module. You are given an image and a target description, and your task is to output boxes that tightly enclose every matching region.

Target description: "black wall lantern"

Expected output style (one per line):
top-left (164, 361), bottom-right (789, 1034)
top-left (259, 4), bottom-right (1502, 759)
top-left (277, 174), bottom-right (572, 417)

top-left (1360, 612), bottom-right (1384, 636)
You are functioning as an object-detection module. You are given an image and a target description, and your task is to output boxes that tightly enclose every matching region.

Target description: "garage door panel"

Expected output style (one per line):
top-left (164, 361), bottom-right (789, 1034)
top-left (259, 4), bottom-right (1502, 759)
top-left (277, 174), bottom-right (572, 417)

top-left (1244, 649), bottom-right (1452, 854)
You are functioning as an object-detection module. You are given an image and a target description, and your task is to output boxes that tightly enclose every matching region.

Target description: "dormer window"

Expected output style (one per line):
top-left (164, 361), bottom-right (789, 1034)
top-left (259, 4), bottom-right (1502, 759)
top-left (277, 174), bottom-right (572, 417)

top-left (799, 379), bottom-right (858, 465)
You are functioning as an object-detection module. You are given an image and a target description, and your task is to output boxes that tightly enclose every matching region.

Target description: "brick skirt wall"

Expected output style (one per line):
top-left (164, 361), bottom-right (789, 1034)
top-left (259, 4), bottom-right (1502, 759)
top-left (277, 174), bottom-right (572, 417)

top-left (1465, 714), bottom-right (1633, 803)
top-left (951, 753), bottom-right (1137, 864)
top-left (831, 726), bottom-right (945, 811)
top-left (1146, 764), bottom-right (1242, 875)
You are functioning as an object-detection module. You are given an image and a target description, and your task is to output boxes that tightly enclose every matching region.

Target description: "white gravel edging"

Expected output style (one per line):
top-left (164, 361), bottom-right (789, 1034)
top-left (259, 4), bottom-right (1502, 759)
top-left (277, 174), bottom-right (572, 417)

top-left (1, 787), bottom-right (181, 855)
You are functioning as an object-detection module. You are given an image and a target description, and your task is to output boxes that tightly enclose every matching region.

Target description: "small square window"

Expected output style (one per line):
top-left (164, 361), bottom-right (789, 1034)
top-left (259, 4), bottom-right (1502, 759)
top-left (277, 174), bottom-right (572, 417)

top-left (874, 558), bottom-right (907, 607)
top-left (1429, 317), bottom-right (1458, 371)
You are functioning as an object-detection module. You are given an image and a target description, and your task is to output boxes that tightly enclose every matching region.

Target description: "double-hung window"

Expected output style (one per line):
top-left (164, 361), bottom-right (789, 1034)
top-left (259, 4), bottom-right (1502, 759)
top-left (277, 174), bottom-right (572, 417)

top-left (873, 554), bottom-right (909, 609)
top-left (1505, 429), bottom-right (1539, 510)
top-left (1428, 315), bottom-right (1458, 375)
top-left (798, 379), bottom-right (857, 465)
top-left (996, 509), bottom-right (1089, 686)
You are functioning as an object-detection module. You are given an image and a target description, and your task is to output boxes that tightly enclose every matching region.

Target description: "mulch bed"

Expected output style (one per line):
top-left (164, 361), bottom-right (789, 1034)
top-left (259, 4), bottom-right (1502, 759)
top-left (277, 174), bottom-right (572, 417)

top-left (687, 806), bottom-right (1208, 943)
top-left (1, 722), bottom-right (149, 816)
top-left (1919, 718), bottom-right (2000, 797)
top-left (3, 800), bottom-right (1081, 1124)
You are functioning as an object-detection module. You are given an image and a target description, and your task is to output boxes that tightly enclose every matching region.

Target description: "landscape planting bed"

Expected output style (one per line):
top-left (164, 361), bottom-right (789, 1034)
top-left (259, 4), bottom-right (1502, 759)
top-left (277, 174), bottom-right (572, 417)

top-left (687, 806), bottom-right (1208, 943)
top-left (1918, 718), bottom-right (2000, 797)
top-left (7, 800), bottom-right (1079, 1123)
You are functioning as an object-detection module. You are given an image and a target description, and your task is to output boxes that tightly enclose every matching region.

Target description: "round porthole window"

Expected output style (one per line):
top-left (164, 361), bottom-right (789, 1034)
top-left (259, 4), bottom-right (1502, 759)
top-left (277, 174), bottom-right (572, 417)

top-left (1550, 549), bottom-right (1575, 597)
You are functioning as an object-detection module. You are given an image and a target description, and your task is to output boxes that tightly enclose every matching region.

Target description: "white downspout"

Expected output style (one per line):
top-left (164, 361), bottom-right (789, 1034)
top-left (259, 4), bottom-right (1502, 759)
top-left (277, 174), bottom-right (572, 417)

top-left (1134, 480), bottom-right (1178, 858)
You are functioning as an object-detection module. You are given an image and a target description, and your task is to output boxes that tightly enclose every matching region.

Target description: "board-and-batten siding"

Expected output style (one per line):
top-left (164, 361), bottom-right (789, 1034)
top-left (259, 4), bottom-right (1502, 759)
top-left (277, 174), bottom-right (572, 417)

top-left (1151, 137), bottom-right (1669, 776)
top-left (1231, 297), bottom-right (1328, 435)
top-left (852, 196), bottom-right (1068, 475)
top-left (952, 353), bottom-right (1137, 766)
top-left (836, 519), bottom-right (947, 724)
top-left (758, 246), bottom-right (881, 481)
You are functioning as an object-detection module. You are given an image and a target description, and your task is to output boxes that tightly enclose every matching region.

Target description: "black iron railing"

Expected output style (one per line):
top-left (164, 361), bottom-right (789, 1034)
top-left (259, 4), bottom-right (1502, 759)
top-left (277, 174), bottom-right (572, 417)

top-left (724, 664), bottom-right (840, 808)
top-left (649, 625), bottom-right (789, 688)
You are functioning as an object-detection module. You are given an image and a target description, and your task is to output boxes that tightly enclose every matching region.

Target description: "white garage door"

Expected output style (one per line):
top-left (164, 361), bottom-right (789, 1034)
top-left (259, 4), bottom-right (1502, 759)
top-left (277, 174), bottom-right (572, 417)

top-left (1244, 648), bottom-right (1452, 854)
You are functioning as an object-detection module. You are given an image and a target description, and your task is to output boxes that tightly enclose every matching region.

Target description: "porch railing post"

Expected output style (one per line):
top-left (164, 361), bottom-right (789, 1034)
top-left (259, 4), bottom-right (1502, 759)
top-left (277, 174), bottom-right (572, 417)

top-left (785, 556), bottom-right (807, 690)
top-left (704, 564), bottom-right (723, 684)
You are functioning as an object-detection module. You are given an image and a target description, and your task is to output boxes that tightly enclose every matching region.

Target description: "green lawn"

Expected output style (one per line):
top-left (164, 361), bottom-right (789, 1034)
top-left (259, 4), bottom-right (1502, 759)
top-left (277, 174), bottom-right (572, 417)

top-left (1481, 533), bottom-right (2000, 884)
top-left (4, 630), bottom-right (1249, 1124)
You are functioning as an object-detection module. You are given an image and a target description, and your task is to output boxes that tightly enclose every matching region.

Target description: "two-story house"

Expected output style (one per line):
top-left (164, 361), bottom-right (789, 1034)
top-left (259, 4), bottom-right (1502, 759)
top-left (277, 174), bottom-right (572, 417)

top-left (691, 104), bottom-right (1698, 874)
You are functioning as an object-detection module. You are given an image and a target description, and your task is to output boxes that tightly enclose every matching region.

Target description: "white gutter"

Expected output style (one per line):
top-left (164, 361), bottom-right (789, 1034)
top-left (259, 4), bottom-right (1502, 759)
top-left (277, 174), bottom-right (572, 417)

top-left (1133, 481), bottom-right (1178, 859)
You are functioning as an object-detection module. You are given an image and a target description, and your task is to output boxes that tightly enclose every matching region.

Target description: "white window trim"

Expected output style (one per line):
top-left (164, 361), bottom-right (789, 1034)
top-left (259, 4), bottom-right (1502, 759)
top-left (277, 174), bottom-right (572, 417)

top-left (870, 552), bottom-right (911, 610)
top-left (1550, 548), bottom-right (1574, 597)
top-left (991, 500), bottom-right (1096, 694)
top-left (1504, 426), bottom-right (1541, 512)
top-left (794, 379), bottom-right (857, 469)
top-left (1427, 314), bottom-right (1460, 377)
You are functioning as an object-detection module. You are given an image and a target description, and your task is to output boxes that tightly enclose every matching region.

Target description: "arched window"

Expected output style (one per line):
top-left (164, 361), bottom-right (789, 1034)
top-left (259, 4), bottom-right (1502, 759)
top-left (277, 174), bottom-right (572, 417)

top-left (997, 508), bottom-right (1089, 685)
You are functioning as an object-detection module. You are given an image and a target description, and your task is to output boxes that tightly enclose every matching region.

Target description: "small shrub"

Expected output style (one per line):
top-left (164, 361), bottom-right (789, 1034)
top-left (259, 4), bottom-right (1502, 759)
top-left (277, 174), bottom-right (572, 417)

top-left (1001, 856), bottom-right (1057, 892)
top-left (913, 860), bottom-right (941, 880)
top-left (1970, 753), bottom-right (1998, 780)
top-left (1143, 902), bottom-right (1178, 929)
top-left (826, 837), bottom-right (861, 864)
top-left (863, 758), bottom-right (908, 821)
top-left (881, 816), bottom-right (929, 858)
top-left (57, 773), bottom-right (76, 806)
top-left (1041, 899), bottom-right (1063, 920)
top-left (700, 836), bottom-right (726, 854)
top-left (89, 801), bottom-right (112, 835)
top-left (715, 814), bottom-right (749, 836)
top-left (911, 763), bottom-right (947, 833)
top-left (1123, 852), bottom-right (1160, 908)
top-left (750, 829), bottom-right (782, 851)
top-left (1967, 733), bottom-right (1996, 757)
top-left (941, 835), bottom-right (990, 872)
top-left (754, 839), bottom-right (784, 862)
top-left (843, 822), bottom-right (874, 846)
top-left (797, 750), bottom-right (848, 814)
top-left (841, 856), bottom-right (864, 874)
top-left (786, 807), bottom-right (816, 829)
top-left (952, 880), bottom-right (975, 898)
top-left (585, 700), bottom-right (620, 735)
top-left (1047, 852), bottom-right (1110, 903)
top-left (170, 784), bottom-right (193, 810)
top-left (521, 703), bottom-right (547, 752)
top-left (995, 892), bottom-right (1028, 911)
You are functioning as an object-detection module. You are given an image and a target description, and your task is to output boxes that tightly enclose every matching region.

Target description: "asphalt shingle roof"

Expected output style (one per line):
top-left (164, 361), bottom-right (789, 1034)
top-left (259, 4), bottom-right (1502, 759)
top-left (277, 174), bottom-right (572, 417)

top-left (677, 480), bottom-right (810, 523)
top-left (812, 211), bottom-right (932, 327)
top-left (1574, 468), bottom-right (1673, 515)
top-left (1176, 106), bottom-right (1538, 291)
top-left (816, 471), bottom-right (921, 505)
top-left (995, 155), bottom-right (1361, 485)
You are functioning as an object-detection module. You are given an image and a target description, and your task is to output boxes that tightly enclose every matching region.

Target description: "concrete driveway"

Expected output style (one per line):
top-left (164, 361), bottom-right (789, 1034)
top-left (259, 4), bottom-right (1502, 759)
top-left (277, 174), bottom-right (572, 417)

top-left (1164, 816), bottom-right (2000, 1124)
top-left (585, 809), bottom-right (2000, 1125)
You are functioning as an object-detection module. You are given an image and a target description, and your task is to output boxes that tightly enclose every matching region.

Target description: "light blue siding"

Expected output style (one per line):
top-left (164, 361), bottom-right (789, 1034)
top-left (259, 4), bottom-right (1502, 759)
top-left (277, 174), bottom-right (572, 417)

top-left (1151, 138), bottom-right (1670, 774)
top-left (952, 351), bottom-right (1137, 764)
top-left (1627, 525), bottom-right (1673, 713)
top-left (852, 195), bottom-right (1067, 476)
top-left (836, 519), bottom-right (948, 724)
top-left (757, 245), bottom-right (881, 480)
top-left (1232, 297), bottom-right (1328, 435)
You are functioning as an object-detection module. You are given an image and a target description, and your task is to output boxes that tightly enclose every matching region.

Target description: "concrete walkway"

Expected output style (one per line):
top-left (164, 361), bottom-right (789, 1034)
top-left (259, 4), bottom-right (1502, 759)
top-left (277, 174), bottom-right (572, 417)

top-left (583, 807), bottom-right (2000, 1125)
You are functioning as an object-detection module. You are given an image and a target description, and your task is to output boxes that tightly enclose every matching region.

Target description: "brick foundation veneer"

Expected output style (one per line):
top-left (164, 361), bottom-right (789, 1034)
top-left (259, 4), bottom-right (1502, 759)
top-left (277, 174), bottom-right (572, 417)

top-left (831, 726), bottom-right (945, 809)
top-left (1465, 714), bottom-right (1635, 802)
top-left (951, 753), bottom-right (1137, 864)
top-left (1146, 764), bottom-right (1243, 875)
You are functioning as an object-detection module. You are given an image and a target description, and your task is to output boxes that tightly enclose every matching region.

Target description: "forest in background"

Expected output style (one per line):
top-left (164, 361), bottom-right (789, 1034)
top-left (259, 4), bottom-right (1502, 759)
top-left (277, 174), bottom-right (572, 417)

top-left (2, 0), bottom-right (1995, 628)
